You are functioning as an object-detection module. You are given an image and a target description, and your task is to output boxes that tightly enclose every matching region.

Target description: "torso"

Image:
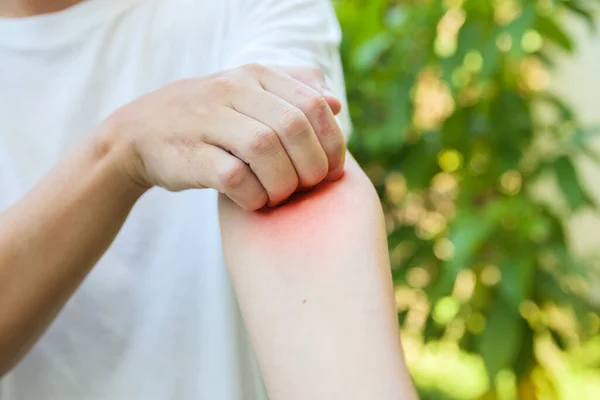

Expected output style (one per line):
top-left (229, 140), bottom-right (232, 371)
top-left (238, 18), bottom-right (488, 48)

top-left (0, 0), bottom-right (266, 398)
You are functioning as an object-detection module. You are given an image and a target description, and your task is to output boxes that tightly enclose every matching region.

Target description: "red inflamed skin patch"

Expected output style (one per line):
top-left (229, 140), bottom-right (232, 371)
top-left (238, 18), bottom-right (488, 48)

top-left (240, 164), bottom-right (374, 255)
top-left (219, 154), bottom-right (385, 286)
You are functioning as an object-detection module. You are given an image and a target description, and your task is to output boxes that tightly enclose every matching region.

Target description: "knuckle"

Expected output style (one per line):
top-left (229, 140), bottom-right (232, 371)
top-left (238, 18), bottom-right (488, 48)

top-left (283, 171), bottom-right (300, 192)
top-left (217, 161), bottom-right (248, 191)
top-left (246, 192), bottom-right (268, 211)
top-left (306, 164), bottom-right (328, 185)
top-left (276, 179), bottom-right (299, 202)
top-left (300, 67), bottom-right (325, 80)
top-left (191, 105), bottom-right (211, 119)
top-left (209, 75), bottom-right (239, 94)
top-left (311, 68), bottom-right (325, 82)
top-left (284, 176), bottom-right (300, 196)
top-left (242, 63), bottom-right (266, 76)
top-left (249, 127), bottom-right (280, 156)
top-left (306, 95), bottom-right (329, 118)
top-left (279, 108), bottom-right (310, 139)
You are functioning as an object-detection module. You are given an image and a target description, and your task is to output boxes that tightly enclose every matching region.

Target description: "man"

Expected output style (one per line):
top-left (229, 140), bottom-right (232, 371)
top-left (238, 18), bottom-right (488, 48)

top-left (0, 0), bottom-right (418, 399)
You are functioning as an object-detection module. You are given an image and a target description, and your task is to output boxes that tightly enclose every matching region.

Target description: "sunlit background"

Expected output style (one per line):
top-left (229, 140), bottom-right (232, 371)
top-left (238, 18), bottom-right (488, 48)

top-left (335, 0), bottom-right (600, 398)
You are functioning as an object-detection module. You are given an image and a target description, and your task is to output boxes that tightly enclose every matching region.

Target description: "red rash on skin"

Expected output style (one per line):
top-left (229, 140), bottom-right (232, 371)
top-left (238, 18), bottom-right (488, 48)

top-left (255, 178), bottom-right (345, 234)
top-left (241, 163), bottom-right (373, 253)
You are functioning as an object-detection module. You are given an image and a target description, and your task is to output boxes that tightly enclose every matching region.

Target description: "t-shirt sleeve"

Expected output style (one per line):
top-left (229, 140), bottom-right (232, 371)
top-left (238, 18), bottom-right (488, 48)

top-left (221, 0), bottom-right (352, 139)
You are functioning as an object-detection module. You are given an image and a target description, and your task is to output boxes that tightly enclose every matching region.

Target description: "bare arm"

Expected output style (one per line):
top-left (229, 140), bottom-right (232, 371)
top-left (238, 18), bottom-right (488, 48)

top-left (219, 152), bottom-right (418, 400)
top-left (0, 65), bottom-right (344, 375)
top-left (0, 132), bottom-right (144, 375)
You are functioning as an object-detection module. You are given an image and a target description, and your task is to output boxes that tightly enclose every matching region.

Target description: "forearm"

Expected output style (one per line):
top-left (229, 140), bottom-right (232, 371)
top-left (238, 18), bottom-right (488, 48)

top-left (0, 125), bottom-right (143, 374)
top-left (219, 153), bottom-right (418, 400)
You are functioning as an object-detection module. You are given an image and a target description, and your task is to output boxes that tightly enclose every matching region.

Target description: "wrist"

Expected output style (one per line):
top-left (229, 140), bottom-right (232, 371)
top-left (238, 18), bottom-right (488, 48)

top-left (92, 114), bottom-right (150, 197)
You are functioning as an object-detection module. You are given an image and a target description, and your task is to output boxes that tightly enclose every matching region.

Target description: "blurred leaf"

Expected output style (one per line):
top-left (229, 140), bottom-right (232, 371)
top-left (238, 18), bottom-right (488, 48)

top-left (429, 202), bottom-right (502, 299)
top-left (572, 127), bottom-right (600, 170)
top-left (459, 332), bottom-right (478, 354)
top-left (388, 225), bottom-right (418, 249)
top-left (553, 155), bottom-right (590, 210)
top-left (507, 4), bottom-right (537, 36)
top-left (516, 376), bottom-right (538, 400)
top-left (505, 4), bottom-right (537, 56)
top-left (537, 50), bottom-right (556, 68)
top-left (537, 92), bottom-right (575, 121)
top-left (536, 269), bottom-right (599, 318)
top-left (456, 21), bottom-right (484, 60)
top-left (449, 202), bottom-right (503, 266)
top-left (398, 309), bottom-right (408, 326)
top-left (513, 325), bottom-right (535, 379)
top-left (552, 244), bottom-right (589, 276)
top-left (479, 33), bottom-right (502, 80)
top-left (352, 32), bottom-right (393, 71)
top-left (384, 5), bottom-right (405, 29)
top-left (549, 328), bottom-right (568, 351)
top-left (535, 15), bottom-right (575, 53)
top-left (336, 0), bottom-right (387, 47)
top-left (532, 366), bottom-right (560, 400)
top-left (423, 315), bottom-right (445, 341)
top-left (499, 256), bottom-right (535, 309)
top-left (379, 76), bottom-right (414, 146)
top-left (417, 387), bottom-right (460, 400)
top-left (580, 146), bottom-right (600, 167)
top-left (397, 138), bottom-right (442, 189)
top-left (563, 0), bottom-right (596, 32)
top-left (478, 299), bottom-right (526, 381)
top-left (572, 126), bottom-right (600, 147)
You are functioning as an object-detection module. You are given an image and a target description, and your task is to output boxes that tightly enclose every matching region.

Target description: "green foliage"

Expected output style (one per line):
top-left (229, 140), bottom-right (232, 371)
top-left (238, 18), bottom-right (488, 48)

top-left (336, 0), bottom-right (600, 398)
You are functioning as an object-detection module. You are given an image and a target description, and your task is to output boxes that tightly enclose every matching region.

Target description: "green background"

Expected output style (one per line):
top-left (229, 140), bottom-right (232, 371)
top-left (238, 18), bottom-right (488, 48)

top-left (335, 0), bottom-right (600, 398)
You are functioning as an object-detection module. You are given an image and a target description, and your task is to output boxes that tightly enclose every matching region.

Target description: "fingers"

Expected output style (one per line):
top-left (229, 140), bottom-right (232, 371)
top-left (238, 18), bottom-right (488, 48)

top-left (323, 95), bottom-right (343, 117)
top-left (172, 141), bottom-right (268, 211)
top-left (200, 107), bottom-right (300, 206)
top-left (241, 64), bottom-right (346, 181)
top-left (225, 80), bottom-right (330, 191)
top-left (272, 66), bottom-right (343, 115)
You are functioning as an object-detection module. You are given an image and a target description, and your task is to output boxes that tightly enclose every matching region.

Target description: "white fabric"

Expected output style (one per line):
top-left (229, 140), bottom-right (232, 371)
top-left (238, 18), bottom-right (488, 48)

top-left (0, 0), bottom-right (348, 398)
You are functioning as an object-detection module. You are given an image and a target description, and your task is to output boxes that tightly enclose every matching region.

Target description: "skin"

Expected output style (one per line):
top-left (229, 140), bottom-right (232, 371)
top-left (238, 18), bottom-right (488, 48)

top-left (0, 0), bottom-right (417, 397)
top-left (220, 154), bottom-right (419, 400)
top-left (105, 63), bottom-right (346, 209)
top-left (0, 61), bottom-right (345, 374)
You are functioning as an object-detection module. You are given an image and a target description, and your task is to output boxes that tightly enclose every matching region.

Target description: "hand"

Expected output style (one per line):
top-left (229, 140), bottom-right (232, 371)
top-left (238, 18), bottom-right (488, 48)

top-left (275, 66), bottom-right (342, 115)
top-left (100, 63), bottom-right (346, 210)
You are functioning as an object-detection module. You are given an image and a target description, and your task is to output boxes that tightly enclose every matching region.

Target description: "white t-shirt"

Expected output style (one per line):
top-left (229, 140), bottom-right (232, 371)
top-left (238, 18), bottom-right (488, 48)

top-left (0, 0), bottom-right (348, 398)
